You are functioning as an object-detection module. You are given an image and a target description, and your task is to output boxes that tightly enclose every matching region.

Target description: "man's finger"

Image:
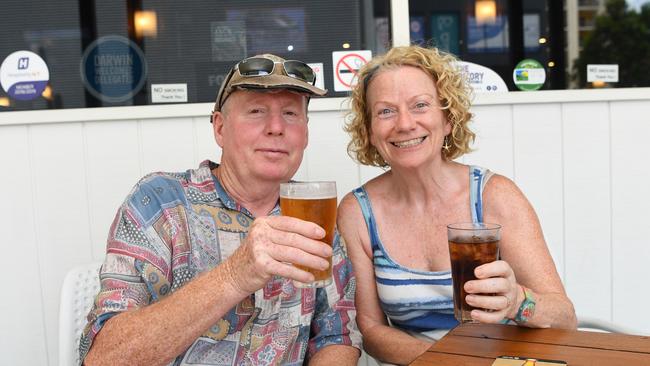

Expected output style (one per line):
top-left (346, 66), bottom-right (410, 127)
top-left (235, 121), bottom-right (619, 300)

top-left (269, 230), bottom-right (332, 257)
top-left (266, 215), bottom-right (326, 240)
top-left (269, 244), bottom-right (330, 271)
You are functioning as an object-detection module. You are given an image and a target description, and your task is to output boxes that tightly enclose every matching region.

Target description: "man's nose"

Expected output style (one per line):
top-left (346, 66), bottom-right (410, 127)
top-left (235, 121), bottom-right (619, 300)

top-left (265, 112), bottom-right (285, 135)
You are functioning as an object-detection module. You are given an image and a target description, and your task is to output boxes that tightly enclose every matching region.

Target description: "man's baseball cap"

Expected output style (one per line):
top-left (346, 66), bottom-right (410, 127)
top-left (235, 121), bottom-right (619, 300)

top-left (212, 54), bottom-right (327, 114)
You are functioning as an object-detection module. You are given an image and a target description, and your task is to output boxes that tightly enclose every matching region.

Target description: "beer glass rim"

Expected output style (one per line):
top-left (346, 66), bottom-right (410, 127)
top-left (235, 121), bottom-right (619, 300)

top-left (280, 181), bottom-right (336, 187)
top-left (280, 181), bottom-right (337, 199)
top-left (447, 222), bottom-right (501, 231)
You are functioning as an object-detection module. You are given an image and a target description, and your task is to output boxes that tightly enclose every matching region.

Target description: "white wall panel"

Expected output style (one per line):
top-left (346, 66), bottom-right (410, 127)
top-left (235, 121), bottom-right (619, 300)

top-left (610, 100), bottom-right (650, 331)
top-left (512, 104), bottom-right (565, 277)
top-left (192, 117), bottom-right (222, 167)
top-left (139, 117), bottom-right (196, 174)
top-left (29, 123), bottom-right (93, 364)
top-left (464, 105), bottom-right (514, 178)
top-left (0, 126), bottom-right (49, 366)
top-left (305, 111), bottom-right (360, 197)
top-left (84, 120), bottom-right (142, 259)
top-left (359, 165), bottom-right (386, 187)
top-left (562, 103), bottom-right (612, 319)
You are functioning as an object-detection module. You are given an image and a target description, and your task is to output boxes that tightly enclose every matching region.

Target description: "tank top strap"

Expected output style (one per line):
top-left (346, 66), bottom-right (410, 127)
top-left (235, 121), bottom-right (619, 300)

top-left (351, 187), bottom-right (381, 252)
top-left (469, 166), bottom-right (495, 223)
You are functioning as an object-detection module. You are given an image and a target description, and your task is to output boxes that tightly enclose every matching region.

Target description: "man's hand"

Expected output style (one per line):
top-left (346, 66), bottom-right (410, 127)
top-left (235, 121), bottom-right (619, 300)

top-left (223, 216), bottom-right (333, 295)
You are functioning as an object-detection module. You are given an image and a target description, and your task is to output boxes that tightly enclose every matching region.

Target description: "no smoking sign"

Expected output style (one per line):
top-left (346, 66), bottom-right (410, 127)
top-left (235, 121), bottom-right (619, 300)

top-left (332, 50), bottom-right (372, 92)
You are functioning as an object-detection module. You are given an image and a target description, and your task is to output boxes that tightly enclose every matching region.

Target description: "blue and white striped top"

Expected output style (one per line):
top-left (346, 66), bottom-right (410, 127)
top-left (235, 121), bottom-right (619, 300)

top-left (352, 166), bottom-right (494, 340)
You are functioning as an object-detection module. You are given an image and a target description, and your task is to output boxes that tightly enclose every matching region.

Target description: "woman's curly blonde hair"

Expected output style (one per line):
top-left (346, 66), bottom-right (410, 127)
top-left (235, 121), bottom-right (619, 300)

top-left (345, 45), bottom-right (475, 167)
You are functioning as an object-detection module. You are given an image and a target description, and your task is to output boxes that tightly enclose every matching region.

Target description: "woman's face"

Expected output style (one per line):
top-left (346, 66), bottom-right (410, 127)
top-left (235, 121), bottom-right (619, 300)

top-left (366, 65), bottom-right (451, 170)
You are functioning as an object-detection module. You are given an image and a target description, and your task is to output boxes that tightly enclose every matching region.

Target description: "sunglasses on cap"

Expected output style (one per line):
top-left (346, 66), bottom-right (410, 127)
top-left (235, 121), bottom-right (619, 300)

top-left (237, 57), bottom-right (316, 84)
top-left (213, 56), bottom-right (318, 116)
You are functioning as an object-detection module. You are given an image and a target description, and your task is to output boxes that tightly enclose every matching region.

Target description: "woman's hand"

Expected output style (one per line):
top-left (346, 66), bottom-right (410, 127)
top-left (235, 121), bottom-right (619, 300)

top-left (463, 260), bottom-right (523, 323)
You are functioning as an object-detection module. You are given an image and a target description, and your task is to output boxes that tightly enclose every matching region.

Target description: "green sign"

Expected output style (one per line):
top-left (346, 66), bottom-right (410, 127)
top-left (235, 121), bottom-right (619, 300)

top-left (512, 59), bottom-right (546, 91)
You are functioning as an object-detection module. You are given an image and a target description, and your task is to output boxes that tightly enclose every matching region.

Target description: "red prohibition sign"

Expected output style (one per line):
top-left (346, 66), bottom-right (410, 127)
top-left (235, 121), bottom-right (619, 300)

top-left (336, 53), bottom-right (368, 87)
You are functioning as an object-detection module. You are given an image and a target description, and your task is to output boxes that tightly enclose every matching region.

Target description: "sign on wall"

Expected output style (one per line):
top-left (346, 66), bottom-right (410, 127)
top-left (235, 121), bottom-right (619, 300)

top-left (587, 64), bottom-right (619, 83)
top-left (513, 59), bottom-right (546, 91)
top-left (332, 50), bottom-right (371, 92)
top-left (0, 50), bottom-right (50, 101)
top-left (456, 61), bottom-right (508, 93)
top-left (80, 35), bottom-right (148, 103)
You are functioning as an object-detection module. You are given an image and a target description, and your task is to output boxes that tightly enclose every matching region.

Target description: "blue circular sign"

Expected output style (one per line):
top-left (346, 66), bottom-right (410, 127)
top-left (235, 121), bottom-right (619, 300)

top-left (80, 35), bottom-right (147, 103)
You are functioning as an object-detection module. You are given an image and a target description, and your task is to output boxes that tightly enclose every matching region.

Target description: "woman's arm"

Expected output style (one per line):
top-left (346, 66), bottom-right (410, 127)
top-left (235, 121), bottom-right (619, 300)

top-left (337, 194), bottom-right (432, 365)
top-left (469, 175), bottom-right (577, 329)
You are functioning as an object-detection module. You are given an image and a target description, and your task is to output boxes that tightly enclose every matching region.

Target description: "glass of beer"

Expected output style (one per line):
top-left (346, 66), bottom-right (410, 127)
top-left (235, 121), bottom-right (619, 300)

top-left (447, 222), bottom-right (500, 323)
top-left (280, 181), bottom-right (337, 288)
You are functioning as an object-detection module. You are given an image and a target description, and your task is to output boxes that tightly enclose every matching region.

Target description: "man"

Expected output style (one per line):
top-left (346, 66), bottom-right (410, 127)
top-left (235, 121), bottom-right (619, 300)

top-left (80, 54), bottom-right (361, 365)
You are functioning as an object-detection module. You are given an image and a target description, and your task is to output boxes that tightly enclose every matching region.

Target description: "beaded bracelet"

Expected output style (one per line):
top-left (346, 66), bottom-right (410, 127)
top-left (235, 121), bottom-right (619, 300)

top-left (513, 285), bottom-right (536, 324)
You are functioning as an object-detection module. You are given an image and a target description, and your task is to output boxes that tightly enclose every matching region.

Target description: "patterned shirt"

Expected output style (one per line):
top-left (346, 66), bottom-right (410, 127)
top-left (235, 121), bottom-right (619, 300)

top-left (79, 160), bottom-right (361, 365)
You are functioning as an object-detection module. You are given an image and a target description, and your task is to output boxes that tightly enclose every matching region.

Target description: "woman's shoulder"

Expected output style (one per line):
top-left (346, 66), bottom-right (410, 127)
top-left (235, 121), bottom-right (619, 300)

top-left (482, 171), bottom-right (533, 217)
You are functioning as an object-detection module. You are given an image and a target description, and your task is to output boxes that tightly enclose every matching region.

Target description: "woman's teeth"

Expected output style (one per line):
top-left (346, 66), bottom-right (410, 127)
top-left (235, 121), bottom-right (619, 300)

top-left (392, 136), bottom-right (425, 148)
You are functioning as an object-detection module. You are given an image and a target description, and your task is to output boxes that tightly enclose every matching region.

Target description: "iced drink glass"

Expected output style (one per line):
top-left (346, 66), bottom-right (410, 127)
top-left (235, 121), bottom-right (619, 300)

top-left (447, 222), bottom-right (500, 323)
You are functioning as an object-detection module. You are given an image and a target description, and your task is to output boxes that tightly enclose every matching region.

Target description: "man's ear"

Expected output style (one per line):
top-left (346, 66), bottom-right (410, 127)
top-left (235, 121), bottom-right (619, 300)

top-left (304, 116), bottom-right (309, 149)
top-left (212, 111), bottom-right (225, 148)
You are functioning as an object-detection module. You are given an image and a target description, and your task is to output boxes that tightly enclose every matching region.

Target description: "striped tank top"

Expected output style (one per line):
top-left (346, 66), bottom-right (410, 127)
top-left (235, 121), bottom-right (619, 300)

top-left (352, 166), bottom-right (494, 339)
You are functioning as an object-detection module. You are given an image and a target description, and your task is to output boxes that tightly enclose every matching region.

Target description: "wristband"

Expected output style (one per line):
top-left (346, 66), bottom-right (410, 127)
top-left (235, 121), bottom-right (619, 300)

top-left (513, 285), bottom-right (536, 324)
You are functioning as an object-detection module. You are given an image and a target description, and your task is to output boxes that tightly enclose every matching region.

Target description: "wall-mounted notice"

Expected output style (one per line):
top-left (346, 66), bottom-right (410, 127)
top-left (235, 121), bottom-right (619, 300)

top-left (456, 61), bottom-right (508, 93)
top-left (587, 64), bottom-right (619, 83)
top-left (332, 50), bottom-right (372, 92)
top-left (513, 58), bottom-right (546, 91)
top-left (80, 35), bottom-right (147, 103)
top-left (0, 50), bottom-right (50, 101)
top-left (151, 83), bottom-right (188, 103)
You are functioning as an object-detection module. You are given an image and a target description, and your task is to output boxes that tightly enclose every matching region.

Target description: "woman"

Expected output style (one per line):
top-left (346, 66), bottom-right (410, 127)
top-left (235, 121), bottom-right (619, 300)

top-left (337, 45), bottom-right (576, 365)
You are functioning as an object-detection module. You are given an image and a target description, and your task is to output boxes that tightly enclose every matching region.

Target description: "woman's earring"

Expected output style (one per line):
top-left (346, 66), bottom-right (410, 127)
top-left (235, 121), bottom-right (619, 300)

top-left (442, 136), bottom-right (451, 152)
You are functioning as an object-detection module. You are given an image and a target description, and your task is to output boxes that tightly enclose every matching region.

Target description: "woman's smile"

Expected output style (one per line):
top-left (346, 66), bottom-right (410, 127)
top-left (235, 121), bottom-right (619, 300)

top-left (391, 136), bottom-right (427, 148)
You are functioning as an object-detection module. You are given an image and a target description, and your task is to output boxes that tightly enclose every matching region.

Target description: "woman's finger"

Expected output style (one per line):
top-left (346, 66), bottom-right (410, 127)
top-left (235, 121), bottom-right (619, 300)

top-left (464, 277), bottom-right (510, 294)
top-left (475, 260), bottom-right (514, 279)
top-left (466, 294), bottom-right (511, 311)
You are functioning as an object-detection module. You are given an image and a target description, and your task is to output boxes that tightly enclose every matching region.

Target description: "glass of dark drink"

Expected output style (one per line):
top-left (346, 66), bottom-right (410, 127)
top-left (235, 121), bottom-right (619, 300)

top-left (447, 222), bottom-right (501, 323)
top-left (280, 181), bottom-right (337, 288)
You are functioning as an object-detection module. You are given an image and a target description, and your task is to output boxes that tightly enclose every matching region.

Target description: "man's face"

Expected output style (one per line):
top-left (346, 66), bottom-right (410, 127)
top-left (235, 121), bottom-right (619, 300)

top-left (212, 89), bottom-right (309, 183)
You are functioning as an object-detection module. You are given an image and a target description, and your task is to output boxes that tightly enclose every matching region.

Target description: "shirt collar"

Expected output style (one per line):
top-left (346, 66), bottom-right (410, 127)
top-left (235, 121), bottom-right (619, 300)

top-left (207, 160), bottom-right (281, 218)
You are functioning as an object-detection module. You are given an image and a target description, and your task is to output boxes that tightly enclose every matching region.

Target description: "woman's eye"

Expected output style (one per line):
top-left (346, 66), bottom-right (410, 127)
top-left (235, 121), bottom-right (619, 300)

top-left (415, 102), bottom-right (428, 109)
top-left (378, 108), bottom-right (393, 116)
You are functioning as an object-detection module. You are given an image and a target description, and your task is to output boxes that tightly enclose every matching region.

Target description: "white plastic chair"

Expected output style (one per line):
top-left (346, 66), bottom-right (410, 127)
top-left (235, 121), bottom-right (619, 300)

top-left (577, 315), bottom-right (648, 335)
top-left (58, 262), bottom-right (102, 366)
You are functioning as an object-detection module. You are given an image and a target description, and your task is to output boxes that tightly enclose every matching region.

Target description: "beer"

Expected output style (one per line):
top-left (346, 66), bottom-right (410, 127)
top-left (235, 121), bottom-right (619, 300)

top-left (280, 182), bottom-right (337, 288)
top-left (447, 223), bottom-right (501, 323)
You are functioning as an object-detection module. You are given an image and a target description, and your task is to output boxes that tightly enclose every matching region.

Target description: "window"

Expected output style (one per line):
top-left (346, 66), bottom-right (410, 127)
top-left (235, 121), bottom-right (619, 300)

top-left (0, 0), bottom-right (389, 111)
top-left (407, 0), bottom-right (650, 91)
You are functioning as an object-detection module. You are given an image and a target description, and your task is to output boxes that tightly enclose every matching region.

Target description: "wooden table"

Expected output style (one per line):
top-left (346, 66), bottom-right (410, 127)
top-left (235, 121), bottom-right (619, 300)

top-left (411, 323), bottom-right (650, 365)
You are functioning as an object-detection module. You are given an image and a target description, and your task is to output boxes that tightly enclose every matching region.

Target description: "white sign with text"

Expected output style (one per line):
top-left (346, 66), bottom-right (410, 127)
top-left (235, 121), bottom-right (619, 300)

top-left (151, 84), bottom-right (188, 103)
top-left (587, 64), bottom-right (619, 82)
